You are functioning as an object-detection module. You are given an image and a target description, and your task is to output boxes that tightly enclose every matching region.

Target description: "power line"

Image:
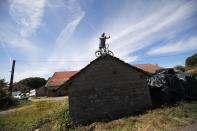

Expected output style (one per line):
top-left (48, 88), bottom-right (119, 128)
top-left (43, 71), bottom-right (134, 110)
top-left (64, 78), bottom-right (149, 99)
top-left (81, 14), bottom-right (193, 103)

top-left (16, 59), bottom-right (91, 62)
top-left (1, 50), bottom-right (194, 65)
top-left (14, 53), bottom-right (192, 63)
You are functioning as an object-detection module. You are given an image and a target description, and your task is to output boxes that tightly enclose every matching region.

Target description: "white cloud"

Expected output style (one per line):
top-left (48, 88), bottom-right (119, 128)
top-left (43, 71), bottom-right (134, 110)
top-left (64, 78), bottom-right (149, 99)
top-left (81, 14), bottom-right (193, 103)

top-left (56, 12), bottom-right (85, 46)
top-left (3, 0), bottom-right (197, 81)
top-left (0, 40), bottom-right (12, 64)
top-left (47, 0), bottom-right (86, 67)
top-left (0, 0), bottom-right (46, 53)
top-left (103, 0), bottom-right (197, 60)
top-left (123, 56), bottom-right (139, 63)
top-left (46, 0), bottom-right (197, 74)
top-left (55, 0), bottom-right (85, 46)
top-left (0, 24), bottom-right (38, 52)
top-left (0, 0), bottom-right (47, 81)
top-left (14, 67), bottom-right (50, 82)
top-left (9, 0), bottom-right (46, 37)
top-left (46, 0), bottom-right (65, 8)
top-left (1, 0), bottom-right (87, 81)
top-left (147, 36), bottom-right (197, 55)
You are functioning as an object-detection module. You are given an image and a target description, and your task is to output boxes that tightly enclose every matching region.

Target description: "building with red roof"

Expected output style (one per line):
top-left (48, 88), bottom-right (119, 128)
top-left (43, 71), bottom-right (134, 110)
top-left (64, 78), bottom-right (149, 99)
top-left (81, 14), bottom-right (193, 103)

top-left (45, 71), bottom-right (78, 97)
top-left (45, 64), bottom-right (163, 97)
top-left (132, 64), bottom-right (163, 74)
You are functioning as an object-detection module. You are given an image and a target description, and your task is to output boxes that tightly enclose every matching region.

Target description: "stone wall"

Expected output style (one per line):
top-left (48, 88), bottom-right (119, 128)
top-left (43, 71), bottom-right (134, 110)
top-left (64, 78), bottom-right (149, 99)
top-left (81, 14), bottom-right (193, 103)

top-left (36, 86), bottom-right (46, 96)
top-left (68, 56), bottom-right (152, 124)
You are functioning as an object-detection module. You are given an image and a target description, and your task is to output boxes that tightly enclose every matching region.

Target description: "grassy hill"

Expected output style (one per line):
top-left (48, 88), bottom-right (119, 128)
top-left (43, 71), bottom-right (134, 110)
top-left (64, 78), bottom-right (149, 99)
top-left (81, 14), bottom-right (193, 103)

top-left (1, 98), bottom-right (197, 131)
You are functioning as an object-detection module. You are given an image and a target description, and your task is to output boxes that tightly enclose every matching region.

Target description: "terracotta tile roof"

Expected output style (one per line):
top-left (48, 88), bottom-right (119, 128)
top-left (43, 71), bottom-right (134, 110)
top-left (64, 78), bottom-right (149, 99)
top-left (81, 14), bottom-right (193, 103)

top-left (12, 83), bottom-right (29, 92)
top-left (46, 71), bottom-right (78, 87)
top-left (132, 64), bottom-right (163, 74)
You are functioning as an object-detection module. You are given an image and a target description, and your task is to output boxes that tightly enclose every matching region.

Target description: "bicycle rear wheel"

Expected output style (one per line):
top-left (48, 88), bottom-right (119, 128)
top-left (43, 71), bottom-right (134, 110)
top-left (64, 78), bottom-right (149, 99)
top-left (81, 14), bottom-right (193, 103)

top-left (95, 50), bottom-right (102, 57)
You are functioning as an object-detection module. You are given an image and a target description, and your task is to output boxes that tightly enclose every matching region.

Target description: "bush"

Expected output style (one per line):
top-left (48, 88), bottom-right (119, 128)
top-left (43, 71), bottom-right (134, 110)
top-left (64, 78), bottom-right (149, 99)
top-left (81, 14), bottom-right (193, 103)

top-left (186, 53), bottom-right (197, 67)
top-left (0, 79), bottom-right (18, 110)
top-left (0, 94), bottom-right (18, 110)
top-left (174, 65), bottom-right (185, 72)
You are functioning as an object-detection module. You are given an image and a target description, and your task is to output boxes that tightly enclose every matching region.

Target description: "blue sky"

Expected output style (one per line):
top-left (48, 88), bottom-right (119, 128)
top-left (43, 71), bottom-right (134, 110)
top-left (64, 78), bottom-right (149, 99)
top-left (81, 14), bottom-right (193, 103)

top-left (0, 0), bottom-right (197, 81)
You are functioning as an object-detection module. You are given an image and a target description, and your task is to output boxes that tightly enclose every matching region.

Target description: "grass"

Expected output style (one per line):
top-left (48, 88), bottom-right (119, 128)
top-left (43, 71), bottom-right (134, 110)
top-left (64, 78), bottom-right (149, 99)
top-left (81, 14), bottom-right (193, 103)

top-left (73, 101), bottom-right (197, 131)
top-left (1, 99), bottom-right (197, 131)
top-left (15, 99), bottom-right (32, 108)
top-left (0, 99), bottom-right (66, 131)
top-left (39, 101), bottom-right (73, 131)
top-left (37, 100), bottom-right (197, 131)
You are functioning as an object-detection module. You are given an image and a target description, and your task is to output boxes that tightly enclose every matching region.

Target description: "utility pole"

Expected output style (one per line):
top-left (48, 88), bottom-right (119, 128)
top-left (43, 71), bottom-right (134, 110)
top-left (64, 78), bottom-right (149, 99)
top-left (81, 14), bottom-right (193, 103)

top-left (9, 59), bottom-right (15, 96)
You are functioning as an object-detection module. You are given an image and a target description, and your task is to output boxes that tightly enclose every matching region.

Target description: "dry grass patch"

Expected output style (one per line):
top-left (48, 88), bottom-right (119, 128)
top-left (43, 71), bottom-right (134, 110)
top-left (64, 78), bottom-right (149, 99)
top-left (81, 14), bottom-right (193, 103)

top-left (0, 99), bottom-right (66, 131)
top-left (1, 99), bottom-right (197, 131)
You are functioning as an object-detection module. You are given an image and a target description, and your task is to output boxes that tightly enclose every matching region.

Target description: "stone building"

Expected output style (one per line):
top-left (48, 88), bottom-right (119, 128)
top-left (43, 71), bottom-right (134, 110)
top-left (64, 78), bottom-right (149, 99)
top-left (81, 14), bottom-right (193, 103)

top-left (64, 55), bottom-right (152, 124)
top-left (12, 83), bottom-right (29, 93)
top-left (35, 86), bottom-right (47, 96)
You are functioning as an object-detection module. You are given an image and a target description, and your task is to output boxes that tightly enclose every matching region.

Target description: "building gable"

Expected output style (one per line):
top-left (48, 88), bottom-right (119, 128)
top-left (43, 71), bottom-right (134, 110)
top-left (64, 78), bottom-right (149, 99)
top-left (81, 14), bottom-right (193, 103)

top-left (67, 55), bottom-right (152, 124)
top-left (66, 55), bottom-right (149, 86)
top-left (46, 71), bottom-right (78, 87)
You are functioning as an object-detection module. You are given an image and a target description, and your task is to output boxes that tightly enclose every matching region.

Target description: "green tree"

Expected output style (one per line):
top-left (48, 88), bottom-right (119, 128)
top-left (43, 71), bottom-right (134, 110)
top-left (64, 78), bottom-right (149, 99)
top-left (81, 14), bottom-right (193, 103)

top-left (0, 79), bottom-right (17, 110)
top-left (19, 77), bottom-right (46, 89)
top-left (0, 79), bottom-right (8, 97)
top-left (0, 79), bottom-right (9, 96)
top-left (174, 65), bottom-right (185, 72)
top-left (0, 79), bottom-right (8, 89)
top-left (185, 53), bottom-right (197, 67)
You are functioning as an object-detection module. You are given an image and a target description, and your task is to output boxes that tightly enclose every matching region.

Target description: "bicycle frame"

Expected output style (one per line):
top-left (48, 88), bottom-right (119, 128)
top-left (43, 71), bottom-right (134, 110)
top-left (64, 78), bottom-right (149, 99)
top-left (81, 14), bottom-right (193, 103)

top-left (95, 44), bottom-right (114, 57)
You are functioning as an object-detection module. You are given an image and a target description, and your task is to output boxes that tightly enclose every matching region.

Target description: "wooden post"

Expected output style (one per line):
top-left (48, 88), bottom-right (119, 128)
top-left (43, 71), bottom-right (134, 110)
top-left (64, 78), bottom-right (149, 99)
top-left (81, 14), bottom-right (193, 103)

top-left (9, 59), bottom-right (15, 96)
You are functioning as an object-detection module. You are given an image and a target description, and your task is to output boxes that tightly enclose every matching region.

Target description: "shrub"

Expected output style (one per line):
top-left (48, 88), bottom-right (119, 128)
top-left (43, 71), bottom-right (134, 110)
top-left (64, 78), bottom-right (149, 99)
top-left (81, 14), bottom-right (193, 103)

top-left (0, 94), bottom-right (18, 110)
top-left (186, 53), bottom-right (197, 67)
top-left (174, 65), bottom-right (185, 72)
top-left (0, 79), bottom-right (18, 110)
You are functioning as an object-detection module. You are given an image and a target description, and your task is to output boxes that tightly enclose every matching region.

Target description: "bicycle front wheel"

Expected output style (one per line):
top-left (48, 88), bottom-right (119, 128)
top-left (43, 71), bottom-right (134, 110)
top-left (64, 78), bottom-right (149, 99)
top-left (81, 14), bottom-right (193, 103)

top-left (107, 50), bottom-right (114, 56)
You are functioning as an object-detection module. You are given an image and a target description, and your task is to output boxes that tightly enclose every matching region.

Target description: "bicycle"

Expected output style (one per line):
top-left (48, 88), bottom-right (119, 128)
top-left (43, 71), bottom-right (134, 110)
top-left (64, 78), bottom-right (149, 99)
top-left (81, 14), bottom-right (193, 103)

top-left (95, 44), bottom-right (114, 57)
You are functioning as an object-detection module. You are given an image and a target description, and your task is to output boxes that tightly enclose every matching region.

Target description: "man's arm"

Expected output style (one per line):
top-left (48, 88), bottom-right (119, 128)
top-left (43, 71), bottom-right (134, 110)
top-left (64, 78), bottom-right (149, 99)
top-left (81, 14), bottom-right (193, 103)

top-left (100, 36), bottom-right (105, 39)
top-left (106, 36), bottom-right (110, 39)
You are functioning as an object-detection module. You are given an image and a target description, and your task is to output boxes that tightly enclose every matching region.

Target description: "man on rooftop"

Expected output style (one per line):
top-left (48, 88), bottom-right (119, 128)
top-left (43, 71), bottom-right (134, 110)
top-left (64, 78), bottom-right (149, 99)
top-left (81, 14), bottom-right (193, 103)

top-left (99, 32), bottom-right (110, 50)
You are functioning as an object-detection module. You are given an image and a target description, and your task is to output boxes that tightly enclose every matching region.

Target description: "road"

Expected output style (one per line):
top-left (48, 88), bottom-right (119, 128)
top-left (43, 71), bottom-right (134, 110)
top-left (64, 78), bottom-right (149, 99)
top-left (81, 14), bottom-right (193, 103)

top-left (29, 96), bottom-right (68, 102)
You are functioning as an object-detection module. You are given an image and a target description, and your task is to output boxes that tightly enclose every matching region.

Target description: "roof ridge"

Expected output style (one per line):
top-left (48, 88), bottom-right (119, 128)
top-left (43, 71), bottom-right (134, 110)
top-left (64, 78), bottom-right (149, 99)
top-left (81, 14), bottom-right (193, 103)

top-left (63, 54), bottom-right (150, 87)
top-left (133, 63), bottom-right (157, 65)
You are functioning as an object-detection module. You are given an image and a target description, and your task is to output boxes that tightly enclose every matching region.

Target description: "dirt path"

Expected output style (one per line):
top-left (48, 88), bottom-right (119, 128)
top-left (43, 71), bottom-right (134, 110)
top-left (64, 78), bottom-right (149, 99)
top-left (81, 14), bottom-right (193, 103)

top-left (0, 105), bottom-right (34, 115)
top-left (0, 96), bottom-right (67, 115)
top-left (30, 96), bottom-right (68, 102)
top-left (177, 122), bottom-right (197, 131)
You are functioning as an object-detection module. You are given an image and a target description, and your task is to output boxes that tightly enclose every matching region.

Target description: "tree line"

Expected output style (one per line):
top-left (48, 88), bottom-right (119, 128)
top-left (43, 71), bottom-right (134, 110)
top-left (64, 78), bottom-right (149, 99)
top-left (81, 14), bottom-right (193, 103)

top-left (174, 53), bottom-right (197, 75)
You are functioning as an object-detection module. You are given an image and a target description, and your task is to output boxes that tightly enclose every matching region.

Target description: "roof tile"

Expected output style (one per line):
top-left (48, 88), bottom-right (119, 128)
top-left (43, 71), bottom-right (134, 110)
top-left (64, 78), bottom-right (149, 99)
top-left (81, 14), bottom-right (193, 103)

top-left (46, 71), bottom-right (78, 87)
top-left (132, 64), bottom-right (163, 74)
